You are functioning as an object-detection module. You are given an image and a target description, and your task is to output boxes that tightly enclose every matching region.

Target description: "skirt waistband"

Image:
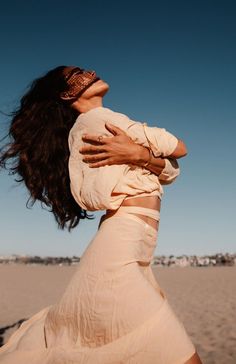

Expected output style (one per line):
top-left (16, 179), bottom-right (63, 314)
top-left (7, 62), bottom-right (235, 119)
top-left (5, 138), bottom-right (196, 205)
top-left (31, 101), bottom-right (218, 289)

top-left (101, 206), bottom-right (160, 234)
top-left (116, 206), bottom-right (160, 221)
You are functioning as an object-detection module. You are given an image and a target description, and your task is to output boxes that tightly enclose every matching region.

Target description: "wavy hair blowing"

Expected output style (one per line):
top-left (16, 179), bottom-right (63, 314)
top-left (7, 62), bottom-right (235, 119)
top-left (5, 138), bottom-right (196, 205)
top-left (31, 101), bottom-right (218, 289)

top-left (0, 66), bottom-right (93, 231)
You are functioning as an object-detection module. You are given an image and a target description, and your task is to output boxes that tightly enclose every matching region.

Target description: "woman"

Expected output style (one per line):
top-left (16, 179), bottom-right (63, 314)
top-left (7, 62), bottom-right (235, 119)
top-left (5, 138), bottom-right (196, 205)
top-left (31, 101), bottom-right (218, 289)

top-left (0, 66), bottom-right (202, 363)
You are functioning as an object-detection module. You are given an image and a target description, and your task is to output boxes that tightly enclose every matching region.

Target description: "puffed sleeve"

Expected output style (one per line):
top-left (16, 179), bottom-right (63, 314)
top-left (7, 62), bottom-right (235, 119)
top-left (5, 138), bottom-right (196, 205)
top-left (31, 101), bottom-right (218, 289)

top-left (126, 121), bottom-right (179, 158)
top-left (125, 119), bottom-right (181, 183)
top-left (103, 109), bottom-right (179, 158)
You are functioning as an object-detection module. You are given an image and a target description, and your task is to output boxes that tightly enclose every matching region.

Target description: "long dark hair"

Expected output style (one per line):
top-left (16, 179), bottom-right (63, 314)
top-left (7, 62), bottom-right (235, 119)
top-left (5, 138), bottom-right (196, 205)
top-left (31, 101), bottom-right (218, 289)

top-left (0, 66), bottom-right (93, 231)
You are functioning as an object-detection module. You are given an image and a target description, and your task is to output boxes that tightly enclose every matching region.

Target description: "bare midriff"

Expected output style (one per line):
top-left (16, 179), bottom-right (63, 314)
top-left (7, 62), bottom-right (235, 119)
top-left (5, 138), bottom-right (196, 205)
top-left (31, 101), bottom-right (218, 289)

top-left (121, 195), bottom-right (160, 230)
top-left (106, 195), bottom-right (161, 230)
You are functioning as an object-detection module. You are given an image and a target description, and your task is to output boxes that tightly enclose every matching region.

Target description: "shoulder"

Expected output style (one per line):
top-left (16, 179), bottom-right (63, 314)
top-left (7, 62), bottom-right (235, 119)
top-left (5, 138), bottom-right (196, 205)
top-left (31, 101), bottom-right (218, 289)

top-left (70, 106), bottom-right (139, 139)
top-left (93, 107), bottom-right (137, 130)
top-left (68, 107), bottom-right (116, 143)
top-left (83, 106), bottom-right (130, 120)
top-left (69, 107), bottom-right (107, 135)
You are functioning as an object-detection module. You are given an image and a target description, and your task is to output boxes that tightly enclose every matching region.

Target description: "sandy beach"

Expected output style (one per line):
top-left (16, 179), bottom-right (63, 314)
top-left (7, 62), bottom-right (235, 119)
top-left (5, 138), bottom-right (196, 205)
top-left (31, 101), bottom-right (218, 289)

top-left (0, 264), bottom-right (235, 363)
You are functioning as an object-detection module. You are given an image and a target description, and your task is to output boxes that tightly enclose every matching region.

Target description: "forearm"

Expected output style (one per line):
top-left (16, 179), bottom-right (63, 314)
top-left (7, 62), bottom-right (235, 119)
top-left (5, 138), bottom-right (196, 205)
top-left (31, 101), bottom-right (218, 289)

top-left (133, 144), bottom-right (165, 176)
top-left (133, 144), bottom-right (180, 184)
top-left (133, 144), bottom-right (166, 175)
top-left (145, 158), bottom-right (166, 175)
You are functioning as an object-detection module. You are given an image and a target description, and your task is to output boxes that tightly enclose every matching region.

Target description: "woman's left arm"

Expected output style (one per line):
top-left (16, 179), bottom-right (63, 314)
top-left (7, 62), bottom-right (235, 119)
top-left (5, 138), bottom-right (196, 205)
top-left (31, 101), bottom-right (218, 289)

top-left (136, 145), bottom-right (180, 184)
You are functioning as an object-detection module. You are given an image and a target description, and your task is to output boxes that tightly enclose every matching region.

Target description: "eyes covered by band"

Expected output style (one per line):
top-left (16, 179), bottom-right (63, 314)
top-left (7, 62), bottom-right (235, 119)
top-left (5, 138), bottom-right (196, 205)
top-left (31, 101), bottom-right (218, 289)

top-left (61, 67), bottom-right (100, 102)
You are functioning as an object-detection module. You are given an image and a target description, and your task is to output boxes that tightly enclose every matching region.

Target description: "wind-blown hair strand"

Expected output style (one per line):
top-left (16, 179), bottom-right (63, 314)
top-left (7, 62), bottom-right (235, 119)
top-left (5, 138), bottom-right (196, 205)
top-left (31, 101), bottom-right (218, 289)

top-left (0, 66), bottom-right (94, 231)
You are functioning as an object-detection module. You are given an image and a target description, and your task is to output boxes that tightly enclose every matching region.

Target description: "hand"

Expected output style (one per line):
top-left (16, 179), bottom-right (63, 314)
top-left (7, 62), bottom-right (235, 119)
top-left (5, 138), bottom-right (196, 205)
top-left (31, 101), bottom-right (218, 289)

top-left (79, 122), bottom-right (143, 167)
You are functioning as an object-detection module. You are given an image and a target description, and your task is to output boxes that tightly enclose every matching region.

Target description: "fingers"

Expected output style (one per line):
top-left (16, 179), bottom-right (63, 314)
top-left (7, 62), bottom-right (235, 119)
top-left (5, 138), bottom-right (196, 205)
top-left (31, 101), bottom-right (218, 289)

top-left (82, 152), bottom-right (108, 163)
top-left (79, 145), bottom-right (107, 153)
top-left (81, 125), bottom-right (127, 146)
top-left (105, 122), bottom-right (126, 135)
top-left (82, 134), bottom-right (109, 145)
top-left (85, 156), bottom-right (122, 168)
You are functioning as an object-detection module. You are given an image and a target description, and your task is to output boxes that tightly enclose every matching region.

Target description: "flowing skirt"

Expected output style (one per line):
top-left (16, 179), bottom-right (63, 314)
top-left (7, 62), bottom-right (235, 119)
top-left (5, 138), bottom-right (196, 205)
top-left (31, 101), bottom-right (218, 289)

top-left (0, 207), bottom-right (196, 363)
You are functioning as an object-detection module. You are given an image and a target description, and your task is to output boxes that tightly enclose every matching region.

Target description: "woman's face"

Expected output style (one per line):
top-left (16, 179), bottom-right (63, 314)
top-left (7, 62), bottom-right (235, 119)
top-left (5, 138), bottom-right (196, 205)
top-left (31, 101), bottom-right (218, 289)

top-left (61, 66), bottom-right (109, 101)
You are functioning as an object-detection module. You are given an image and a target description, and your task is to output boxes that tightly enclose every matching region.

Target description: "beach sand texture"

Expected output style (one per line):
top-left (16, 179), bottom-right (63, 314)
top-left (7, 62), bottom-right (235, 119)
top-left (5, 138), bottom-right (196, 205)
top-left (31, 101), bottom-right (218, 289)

top-left (0, 265), bottom-right (235, 364)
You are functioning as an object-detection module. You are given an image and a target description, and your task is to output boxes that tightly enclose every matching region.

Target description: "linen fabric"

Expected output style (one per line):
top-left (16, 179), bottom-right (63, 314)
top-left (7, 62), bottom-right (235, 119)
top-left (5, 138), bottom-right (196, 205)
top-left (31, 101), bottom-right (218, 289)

top-left (0, 107), bottom-right (196, 363)
top-left (68, 106), bottom-right (180, 211)
top-left (0, 208), bottom-right (196, 364)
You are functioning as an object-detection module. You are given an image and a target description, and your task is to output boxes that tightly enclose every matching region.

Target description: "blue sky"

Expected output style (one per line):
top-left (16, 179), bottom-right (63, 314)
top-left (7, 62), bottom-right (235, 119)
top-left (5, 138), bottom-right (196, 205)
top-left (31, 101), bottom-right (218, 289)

top-left (0, 0), bottom-right (235, 257)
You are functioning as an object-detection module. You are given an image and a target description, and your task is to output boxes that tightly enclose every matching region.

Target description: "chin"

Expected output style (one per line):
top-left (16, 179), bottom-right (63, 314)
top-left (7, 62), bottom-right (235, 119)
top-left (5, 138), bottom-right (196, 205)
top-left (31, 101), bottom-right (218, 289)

top-left (84, 80), bottom-right (109, 98)
top-left (96, 79), bottom-right (109, 91)
top-left (100, 81), bottom-right (110, 96)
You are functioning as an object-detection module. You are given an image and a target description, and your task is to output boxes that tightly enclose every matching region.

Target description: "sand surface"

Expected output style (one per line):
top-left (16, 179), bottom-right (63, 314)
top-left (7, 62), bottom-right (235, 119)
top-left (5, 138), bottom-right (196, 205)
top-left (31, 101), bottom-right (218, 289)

top-left (0, 264), bottom-right (235, 363)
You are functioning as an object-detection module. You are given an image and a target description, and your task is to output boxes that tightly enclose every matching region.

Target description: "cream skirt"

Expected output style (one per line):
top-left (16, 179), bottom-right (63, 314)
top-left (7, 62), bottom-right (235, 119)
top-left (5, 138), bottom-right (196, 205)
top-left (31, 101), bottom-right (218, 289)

top-left (0, 206), bottom-right (196, 363)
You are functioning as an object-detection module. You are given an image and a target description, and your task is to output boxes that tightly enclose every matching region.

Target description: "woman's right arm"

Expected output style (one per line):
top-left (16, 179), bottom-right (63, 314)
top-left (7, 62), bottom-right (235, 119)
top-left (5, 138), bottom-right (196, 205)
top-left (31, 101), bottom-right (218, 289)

top-left (80, 122), bottom-right (181, 184)
top-left (79, 109), bottom-right (184, 183)
top-left (98, 108), bottom-right (187, 159)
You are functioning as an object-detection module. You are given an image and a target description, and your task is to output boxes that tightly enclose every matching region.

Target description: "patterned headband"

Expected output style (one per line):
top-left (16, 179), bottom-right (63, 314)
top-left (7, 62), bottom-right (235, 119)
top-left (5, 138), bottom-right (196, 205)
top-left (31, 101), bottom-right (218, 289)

top-left (61, 67), bottom-right (100, 101)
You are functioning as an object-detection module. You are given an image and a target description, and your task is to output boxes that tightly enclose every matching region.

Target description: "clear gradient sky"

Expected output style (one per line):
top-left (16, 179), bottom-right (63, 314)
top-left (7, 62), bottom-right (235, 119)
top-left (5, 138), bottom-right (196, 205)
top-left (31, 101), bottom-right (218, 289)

top-left (0, 0), bottom-right (235, 257)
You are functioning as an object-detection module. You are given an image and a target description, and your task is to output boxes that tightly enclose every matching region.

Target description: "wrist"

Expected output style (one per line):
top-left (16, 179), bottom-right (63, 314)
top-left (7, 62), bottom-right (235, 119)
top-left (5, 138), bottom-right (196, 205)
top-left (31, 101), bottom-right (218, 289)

top-left (135, 145), bottom-right (152, 167)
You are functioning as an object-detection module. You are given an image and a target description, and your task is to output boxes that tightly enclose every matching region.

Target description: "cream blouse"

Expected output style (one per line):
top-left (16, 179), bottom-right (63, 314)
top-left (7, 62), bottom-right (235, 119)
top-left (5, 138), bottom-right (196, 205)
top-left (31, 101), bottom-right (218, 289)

top-left (68, 106), bottom-right (180, 211)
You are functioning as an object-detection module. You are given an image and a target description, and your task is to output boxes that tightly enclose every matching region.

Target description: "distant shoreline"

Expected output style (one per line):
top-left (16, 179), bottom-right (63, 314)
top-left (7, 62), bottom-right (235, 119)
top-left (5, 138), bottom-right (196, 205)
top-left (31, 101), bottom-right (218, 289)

top-left (0, 252), bottom-right (235, 267)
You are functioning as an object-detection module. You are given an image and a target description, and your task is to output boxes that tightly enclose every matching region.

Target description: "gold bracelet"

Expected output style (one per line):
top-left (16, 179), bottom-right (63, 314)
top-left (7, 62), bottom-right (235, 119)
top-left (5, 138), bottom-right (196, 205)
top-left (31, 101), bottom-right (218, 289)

top-left (142, 147), bottom-right (152, 167)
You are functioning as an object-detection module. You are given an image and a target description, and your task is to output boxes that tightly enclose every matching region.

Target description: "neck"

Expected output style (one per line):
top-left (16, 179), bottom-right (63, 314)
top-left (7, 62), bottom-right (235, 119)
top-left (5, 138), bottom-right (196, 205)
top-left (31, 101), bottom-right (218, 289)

top-left (74, 96), bottom-right (103, 114)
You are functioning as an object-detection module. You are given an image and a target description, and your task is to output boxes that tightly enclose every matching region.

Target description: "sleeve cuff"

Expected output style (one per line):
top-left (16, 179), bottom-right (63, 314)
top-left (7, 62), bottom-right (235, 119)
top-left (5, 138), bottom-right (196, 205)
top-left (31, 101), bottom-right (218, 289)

top-left (158, 158), bottom-right (180, 183)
